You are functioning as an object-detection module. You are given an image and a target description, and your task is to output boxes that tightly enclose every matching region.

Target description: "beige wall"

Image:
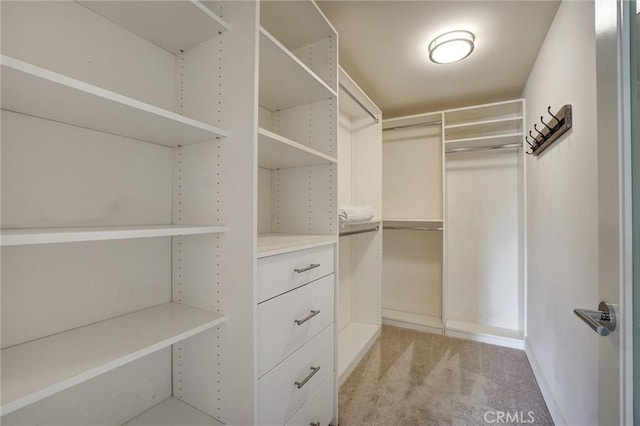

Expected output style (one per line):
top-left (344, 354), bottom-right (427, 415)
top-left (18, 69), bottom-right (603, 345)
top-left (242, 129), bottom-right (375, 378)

top-left (522, 1), bottom-right (598, 425)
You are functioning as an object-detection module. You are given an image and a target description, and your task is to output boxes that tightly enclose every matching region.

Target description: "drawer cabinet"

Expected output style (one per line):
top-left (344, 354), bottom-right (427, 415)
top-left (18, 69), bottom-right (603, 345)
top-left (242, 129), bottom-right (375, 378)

top-left (258, 324), bottom-right (334, 425)
top-left (286, 372), bottom-right (335, 426)
top-left (258, 274), bottom-right (334, 377)
top-left (258, 245), bottom-right (335, 303)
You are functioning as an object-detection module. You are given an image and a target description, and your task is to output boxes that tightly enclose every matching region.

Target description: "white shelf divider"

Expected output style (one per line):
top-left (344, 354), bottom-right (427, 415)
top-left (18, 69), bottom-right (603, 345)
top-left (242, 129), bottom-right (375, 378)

top-left (124, 397), bottom-right (223, 426)
top-left (337, 323), bottom-right (380, 384)
top-left (258, 127), bottom-right (336, 169)
top-left (79, 0), bottom-right (229, 55)
top-left (1, 225), bottom-right (227, 247)
top-left (0, 55), bottom-right (228, 147)
top-left (257, 233), bottom-right (337, 258)
top-left (1, 303), bottom-right (227, 416)
top-left (259, 28), bottom-right (336, 112)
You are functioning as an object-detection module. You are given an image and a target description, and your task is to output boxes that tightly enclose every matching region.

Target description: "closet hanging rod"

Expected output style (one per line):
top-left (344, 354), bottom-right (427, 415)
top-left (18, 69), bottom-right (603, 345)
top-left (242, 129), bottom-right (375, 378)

top-left (339, 225), bottom-right (380, 237)
top-left (382, 120), bottom-right (442, 131)
top-left (383, 226), bottom-right (443, 232)
top-left (445, 143), bottom-right (521, 154)
top-left (339, 83), bottom-right (379, 124)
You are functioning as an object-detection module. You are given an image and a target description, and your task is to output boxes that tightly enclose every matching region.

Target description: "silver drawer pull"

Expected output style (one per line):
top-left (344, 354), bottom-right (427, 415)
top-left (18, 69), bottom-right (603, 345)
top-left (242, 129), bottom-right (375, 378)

top-left (294, 310), bottom-right (320, 325)
top-left (295, 366), bottom-right (320, 389)
top-left (294, 263), bottom-right (320, 273)
top-left (310, 422), bottom-right (321, 426)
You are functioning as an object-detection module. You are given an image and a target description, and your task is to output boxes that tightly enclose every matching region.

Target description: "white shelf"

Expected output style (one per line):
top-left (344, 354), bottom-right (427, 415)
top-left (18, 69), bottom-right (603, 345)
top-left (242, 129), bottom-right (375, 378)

top-left (1, 225), bottom-right (227, 246)
top-left (257, 233), bottom-right (337, 258)
top-left (259, 28), bottom-right (336, 112)
top-left (382, 309), bottom-right (443, 333)
top-left (444, 99), bottom-right (524, 125)
top-left (383, 218), bottom-right (443, 229)
top-left (444, 117), bottom-right (523, 140)
top-left (1, 303), bottom-right (227, 415)
top-left (1, 55), bottom-right (228, 147)
top-left (338, 323), bottom-right (380, 383)
top-left (125, 397), bottom-right (223, 426)
top-left (444, 133), bottom-right (524, 150)
top-left (445, 319), bottom-right (524, 349)
top-left (258, 127), bottom-right (336, 169)
top-left (79, 1), bottom-right (229, 54)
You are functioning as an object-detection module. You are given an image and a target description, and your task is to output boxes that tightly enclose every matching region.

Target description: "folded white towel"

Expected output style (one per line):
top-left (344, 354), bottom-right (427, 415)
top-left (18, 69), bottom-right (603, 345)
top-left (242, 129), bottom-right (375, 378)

top-left (339, 205), bottom-right (375, 224)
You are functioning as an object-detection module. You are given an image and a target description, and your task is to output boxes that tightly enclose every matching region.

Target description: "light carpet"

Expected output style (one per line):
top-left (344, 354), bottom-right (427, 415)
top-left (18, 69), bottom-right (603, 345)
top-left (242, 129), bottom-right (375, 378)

top-left (339, 325), bottom-right (553, 425)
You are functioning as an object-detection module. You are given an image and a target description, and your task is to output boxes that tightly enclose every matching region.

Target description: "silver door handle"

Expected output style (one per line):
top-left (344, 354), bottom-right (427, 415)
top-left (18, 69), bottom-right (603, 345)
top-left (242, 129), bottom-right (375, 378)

top-left (573, 301), bottom-right (616, 336)
top-left (294, 310), bottom-right (320, 325)
top-left (294, 263), bottom-right (320, 273)
top-left (295, 366), bottom-right (320, 389)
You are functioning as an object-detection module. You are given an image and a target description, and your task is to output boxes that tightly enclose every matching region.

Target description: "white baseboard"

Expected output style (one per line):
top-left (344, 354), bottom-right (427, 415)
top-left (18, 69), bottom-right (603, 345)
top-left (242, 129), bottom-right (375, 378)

top-left (382, 317), bottom-right (443, 335)
top-left (524, 337), bottom-right (568, 426)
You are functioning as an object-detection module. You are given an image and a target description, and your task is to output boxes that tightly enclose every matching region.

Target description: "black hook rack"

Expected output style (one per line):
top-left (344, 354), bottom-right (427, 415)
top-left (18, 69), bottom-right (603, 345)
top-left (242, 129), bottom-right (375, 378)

top-left (526, 105), bottom-right (572, 156)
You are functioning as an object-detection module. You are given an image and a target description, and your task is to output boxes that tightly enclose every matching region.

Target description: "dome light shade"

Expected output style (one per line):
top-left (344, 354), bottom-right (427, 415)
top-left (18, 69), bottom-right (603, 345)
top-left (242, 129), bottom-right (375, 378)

top-left (428, 30), bottom-right (475, 64)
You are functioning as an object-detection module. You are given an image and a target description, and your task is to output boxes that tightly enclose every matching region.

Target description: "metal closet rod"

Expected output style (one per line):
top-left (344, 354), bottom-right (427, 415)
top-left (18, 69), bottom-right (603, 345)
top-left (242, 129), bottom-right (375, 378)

top-left (382, 120), bottom-right (442, 131)
top-left (339, 225), bottom-right (380, 237)
top-left (339, 82), bottom-right (379, 124)
top-left (383, 226), bottom-right (444, 232)
top-left (445, 143), bottom-right (521, 154)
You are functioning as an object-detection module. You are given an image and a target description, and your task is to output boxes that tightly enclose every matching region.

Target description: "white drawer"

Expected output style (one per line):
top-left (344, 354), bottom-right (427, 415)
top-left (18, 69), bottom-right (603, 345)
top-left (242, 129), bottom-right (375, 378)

top-left (258, 274), bottom-right (334, 377)
top-left (286, 372), bottom-right (335, 426)
top-left (258, 245), bottom-right (335, 303)
top-left (258, 325), bottom-right (334, 426)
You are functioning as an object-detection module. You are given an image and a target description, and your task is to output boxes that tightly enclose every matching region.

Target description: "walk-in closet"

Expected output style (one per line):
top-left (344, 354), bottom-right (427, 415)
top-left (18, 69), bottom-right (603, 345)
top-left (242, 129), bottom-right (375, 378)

top-left (1, 1), bottom-right (634, 425)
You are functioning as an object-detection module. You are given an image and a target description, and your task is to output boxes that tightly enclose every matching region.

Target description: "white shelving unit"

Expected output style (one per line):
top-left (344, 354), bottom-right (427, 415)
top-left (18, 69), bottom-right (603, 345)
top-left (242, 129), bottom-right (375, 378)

top-left (381, 99), bottom-right (525, 349)
top-left (0, 1), bottom-right (256, 424)
top-left (337, 68), bottom-right (382, 384)
top-left (255, 3), bottom-right (338, 425)
top-left (1, 225), bottom-right (227, 246)
top-left (443, 99), bottom-right (525, 348)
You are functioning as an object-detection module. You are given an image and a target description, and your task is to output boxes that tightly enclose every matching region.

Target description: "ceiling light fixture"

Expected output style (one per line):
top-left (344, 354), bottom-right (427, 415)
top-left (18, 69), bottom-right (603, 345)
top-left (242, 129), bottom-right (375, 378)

top-left (428, 30), bottom-right (475, 64)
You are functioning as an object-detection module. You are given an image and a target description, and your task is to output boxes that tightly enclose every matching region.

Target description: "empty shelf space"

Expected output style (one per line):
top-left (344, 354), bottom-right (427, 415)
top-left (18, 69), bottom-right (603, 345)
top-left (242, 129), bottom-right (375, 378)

top-left (1, 55), bottom-right (228, 147)
top-left (259, 28), bottom-right (336, 112)
top-left (445, 319), bottom-right (523, 349)
top-left (1, 225), bottom-right (228, 246)
top-left (444, 133), bottom-right (523, 150)
top-left (382, 309), bottom-right (443, 332)
top-left (257, 233), bottom-right (337, 258)
top-left (125, 397), bottom-right (223, 426)
top-left (1, 303), bottom-right (227, 415)
top-left (260, 0), bottom-right (334, 53)
top-left (444, 117), bottom-right (523, 140)
top-left (444, 100), bottom-right (523, 126)
top-left (258, 128), bottom-right (336, 169)
top-left (78, 1), bottom-right (229, 54)
top-left (338, 323), bottom-right (380, 381)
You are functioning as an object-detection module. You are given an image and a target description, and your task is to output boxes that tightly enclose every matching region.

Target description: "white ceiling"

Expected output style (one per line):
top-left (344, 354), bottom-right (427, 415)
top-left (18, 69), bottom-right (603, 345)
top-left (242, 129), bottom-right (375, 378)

top-left (316, 0), bottom-right (560, 118)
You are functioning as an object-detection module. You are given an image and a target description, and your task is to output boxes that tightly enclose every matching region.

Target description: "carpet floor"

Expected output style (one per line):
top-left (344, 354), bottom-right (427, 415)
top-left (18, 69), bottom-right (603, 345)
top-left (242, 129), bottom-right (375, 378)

top-left (338, 326), bottom-right (553, 425)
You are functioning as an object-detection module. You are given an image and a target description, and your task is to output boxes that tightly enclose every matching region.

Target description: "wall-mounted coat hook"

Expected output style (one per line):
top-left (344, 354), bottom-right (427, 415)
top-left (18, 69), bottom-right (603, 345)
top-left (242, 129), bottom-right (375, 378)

top-left (527, 105), bottom-right (573, 156)
top-left (540, 116), bottom-right (553, 131)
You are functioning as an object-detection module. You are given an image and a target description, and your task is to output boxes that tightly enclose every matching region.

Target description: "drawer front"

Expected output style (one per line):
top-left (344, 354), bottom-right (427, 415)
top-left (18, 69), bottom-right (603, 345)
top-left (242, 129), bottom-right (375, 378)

top-left (286, 372), bottom-right (335, 426)
top-left (258, 325), bottom-right (334, 426)
top-left (258, 274), bottom-right (335, 377)
top-left (258, 245), bottom-right (335, 303)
